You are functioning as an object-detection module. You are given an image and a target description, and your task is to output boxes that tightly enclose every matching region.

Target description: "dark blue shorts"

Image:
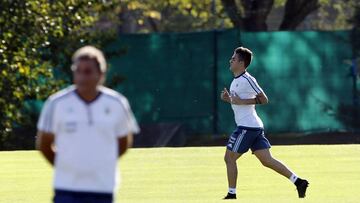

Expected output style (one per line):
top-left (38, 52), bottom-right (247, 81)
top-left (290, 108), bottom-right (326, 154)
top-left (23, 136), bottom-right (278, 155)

top-left (226, 126), bottom-right (271, 154)
top-left (54, 189), bottom-right (113, 203)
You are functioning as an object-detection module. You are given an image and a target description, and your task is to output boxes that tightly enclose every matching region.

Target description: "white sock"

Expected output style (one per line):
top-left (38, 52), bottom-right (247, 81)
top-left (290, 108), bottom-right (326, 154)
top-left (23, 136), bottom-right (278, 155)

top-left (228, 187), bottom-right (236, 194)
top-left (289, 174), bottom-right (298, 183)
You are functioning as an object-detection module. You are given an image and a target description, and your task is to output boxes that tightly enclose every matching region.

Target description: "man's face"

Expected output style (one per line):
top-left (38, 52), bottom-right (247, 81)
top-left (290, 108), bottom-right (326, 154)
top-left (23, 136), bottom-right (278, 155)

top-left (229, 52), bottom-right (243, 72)
top-left (73, 59), bottom-right (102, 90)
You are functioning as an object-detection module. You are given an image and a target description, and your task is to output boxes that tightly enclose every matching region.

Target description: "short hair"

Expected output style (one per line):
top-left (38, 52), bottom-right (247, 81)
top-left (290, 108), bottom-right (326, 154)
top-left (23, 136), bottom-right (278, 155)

top-left (71, 46), bottom-right (107, 73)
top-left (234, 47), bottom-right (253, 68)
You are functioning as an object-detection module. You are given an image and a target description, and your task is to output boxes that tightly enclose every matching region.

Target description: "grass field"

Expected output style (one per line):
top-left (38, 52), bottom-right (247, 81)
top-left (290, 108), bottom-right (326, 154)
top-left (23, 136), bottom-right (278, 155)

top-left (1, 145), bottom-right (360, 203)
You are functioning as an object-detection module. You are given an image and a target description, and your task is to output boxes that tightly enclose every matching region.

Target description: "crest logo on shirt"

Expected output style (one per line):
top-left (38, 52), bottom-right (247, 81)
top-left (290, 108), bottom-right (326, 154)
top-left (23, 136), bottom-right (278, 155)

top-left (64, 121), bottom-right (77, 133)
top-left (105, 107), bottom-right (111, 115)
top-left (67, 107), bottom-right (73, 113)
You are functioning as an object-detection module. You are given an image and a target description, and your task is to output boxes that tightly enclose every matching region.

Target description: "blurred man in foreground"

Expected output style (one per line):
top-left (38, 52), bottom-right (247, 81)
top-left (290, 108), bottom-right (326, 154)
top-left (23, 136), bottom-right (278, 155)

top-left (36, 46), bottom-right (139, 203)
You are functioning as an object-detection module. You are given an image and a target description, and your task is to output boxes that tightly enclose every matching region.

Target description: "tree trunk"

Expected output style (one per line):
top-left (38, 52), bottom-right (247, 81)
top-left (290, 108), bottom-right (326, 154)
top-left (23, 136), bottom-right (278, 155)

top-left (221, 0), bottom-right (274, 31)
top-left (221, 0), bottom-right (244, 28)
top-left (241, 0), bottom-right (274, 31)
top-left (279, 0), bottom-right (320, 30)
top-left (118, 5), bottom-right (138, 33)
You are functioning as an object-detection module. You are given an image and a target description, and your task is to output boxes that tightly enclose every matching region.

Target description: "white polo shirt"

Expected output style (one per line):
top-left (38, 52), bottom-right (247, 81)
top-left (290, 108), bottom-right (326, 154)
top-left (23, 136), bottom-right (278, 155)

top-left (229, 71), bottom-right (264, 128)
top-left (37, 85), bottom-right (140, 193)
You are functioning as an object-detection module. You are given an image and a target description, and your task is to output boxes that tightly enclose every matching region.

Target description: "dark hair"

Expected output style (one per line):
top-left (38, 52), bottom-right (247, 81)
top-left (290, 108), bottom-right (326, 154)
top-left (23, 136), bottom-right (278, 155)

top-left (235, 47), bottom-right (253, 68)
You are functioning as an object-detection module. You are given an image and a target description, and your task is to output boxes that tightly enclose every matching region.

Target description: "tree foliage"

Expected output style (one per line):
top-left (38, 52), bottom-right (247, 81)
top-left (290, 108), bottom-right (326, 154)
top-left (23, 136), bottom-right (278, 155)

top-left (220, 0), bottom-right (321, 31)
top-left (117, 0), bottom-right (233, 33)
top-left (114, 0), bottom-right (355, 32)
top-left (0, 0), bottom-right (118, 149)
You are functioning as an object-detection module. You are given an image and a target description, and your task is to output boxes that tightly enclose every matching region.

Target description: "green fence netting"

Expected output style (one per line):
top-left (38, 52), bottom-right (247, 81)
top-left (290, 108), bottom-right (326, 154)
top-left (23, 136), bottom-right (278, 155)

top-left (105, 29), bottom-right (352, 134)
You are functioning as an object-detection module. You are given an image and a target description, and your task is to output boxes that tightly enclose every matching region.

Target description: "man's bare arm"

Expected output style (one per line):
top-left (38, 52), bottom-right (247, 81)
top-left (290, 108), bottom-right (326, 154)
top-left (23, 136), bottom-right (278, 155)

top-left (36, 131), bottom-right (55, 166)
top-left (230, 92), bottom-right (268, 105)
top-left (118, 134), bottom-right (133, 158)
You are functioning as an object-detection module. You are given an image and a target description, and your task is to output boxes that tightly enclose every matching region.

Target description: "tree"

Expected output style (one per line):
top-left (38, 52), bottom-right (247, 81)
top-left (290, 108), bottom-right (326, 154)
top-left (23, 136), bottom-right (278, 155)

top-left (221, 0), bottom-right (274, 31)
top-left (117, 0), bottom-right (233, 33)
top-left (279, 0), bottom-right (320, 30)
top-left (106, 0), bottom-right (356, 33)
top-left (0, 0), bottom-right (118, 149)
top-left (221, 0), bottom-right (320, 31)
top-left (300, 0), bottom-right (356, 30)
top-left (351, 2), bottom-right (360, 58)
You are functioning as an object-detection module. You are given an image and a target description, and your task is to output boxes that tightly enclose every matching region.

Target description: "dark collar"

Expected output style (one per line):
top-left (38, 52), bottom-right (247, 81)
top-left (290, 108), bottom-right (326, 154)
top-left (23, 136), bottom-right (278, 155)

top-left (234, 71), bottom-right (246, 79)
top-left (75, 90), bottom-right (102, 104)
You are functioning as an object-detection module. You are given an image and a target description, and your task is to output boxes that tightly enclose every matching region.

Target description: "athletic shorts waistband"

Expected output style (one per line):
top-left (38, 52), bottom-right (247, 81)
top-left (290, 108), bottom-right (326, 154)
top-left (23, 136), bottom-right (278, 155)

top-left (237, 125), bottom-right (264, 131)
top-left (54, 189), bottom-right (113, 198)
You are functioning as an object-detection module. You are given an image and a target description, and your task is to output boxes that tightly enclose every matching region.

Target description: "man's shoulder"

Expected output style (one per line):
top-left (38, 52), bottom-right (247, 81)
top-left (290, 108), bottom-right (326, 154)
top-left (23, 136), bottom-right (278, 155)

top-left (241, 72), bottom-right (259, 84)
top-left (47, 85), bottom-right (76, 103)
top-left (243, 71), bottom-right (257, 79)
top-left (233, 73), bottom-right (252, 83)
top-left (99, 86), bottom-right (129, 105)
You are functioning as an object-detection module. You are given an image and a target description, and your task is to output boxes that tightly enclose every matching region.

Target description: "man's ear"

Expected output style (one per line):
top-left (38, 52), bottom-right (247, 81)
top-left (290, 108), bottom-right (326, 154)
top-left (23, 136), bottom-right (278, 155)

top-left (239, 60), bottom-right (245, 67)
top-left (98, 73), bottom-right (106, 85)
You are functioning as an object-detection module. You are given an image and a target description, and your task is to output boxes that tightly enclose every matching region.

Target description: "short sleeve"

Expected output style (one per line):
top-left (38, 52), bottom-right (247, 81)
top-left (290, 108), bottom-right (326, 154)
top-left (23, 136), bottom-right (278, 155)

top-left (37, 99), bottom-right (56, 134)
top-left (245, 76), bottom-right (263, 95)
top-left (115, 98), bottom-right (140, 138)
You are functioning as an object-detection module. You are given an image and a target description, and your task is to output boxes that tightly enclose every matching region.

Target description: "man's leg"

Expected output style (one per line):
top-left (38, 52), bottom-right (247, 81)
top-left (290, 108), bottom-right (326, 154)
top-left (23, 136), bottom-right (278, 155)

top-left (224, 149), bottom-right (242, 189)
top-left (223, 149), bottom-right (242, 199)
top-left (253, 149), bottom-right (309, 198)
top-left (253, 148), bottom-right (292, 178)
top-left (223, 127), bottom-right (255, 199)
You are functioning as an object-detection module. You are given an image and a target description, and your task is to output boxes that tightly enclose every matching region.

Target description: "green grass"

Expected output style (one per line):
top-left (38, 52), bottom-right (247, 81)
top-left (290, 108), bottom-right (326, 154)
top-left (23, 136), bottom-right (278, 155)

top-left (1, 145), bottom-right (360, 203)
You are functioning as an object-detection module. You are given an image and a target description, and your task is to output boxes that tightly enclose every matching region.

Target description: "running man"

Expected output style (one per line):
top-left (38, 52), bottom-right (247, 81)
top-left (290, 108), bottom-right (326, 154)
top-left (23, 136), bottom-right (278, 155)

top-left (36, 46), bottom-right (139, 203)
top-left (221, 47), bottom-right (309, 199)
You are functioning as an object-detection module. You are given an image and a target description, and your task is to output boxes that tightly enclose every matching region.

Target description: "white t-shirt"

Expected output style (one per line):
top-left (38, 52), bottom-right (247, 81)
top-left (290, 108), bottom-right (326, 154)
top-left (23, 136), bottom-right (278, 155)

top-left (37, 85), bottom-right (140, 193)
top-left (229, 71), bottom-right (264, 128)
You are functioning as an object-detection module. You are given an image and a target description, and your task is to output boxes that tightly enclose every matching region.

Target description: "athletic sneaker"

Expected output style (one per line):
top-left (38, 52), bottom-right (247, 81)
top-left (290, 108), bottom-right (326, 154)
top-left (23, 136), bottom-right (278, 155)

top-left (223, 193), bottom-right (236, 199)
top-left (295, 178), bottom-right (309, 198)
